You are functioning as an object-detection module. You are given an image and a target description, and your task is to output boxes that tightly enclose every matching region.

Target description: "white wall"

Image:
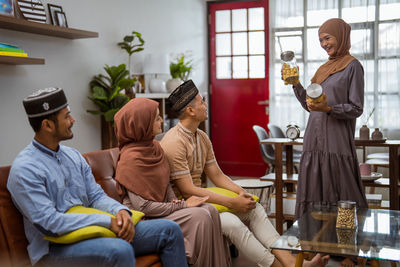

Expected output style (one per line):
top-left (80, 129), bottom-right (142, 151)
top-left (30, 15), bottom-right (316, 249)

top-left (0, 0), bottom-right (208, 165)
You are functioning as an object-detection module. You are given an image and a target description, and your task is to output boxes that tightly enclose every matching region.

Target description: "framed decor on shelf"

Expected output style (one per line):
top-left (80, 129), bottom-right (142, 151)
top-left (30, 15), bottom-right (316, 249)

top-left (132, 74), bottom-right (145, 93)
top-left (16, 0), bottom-right (46, 23)
top-left (0, 0), bottom-right (14, 17)
top-left (47, 3), bottom-right (62, 25)
top-left (55, 11), bottom-right (67, 27)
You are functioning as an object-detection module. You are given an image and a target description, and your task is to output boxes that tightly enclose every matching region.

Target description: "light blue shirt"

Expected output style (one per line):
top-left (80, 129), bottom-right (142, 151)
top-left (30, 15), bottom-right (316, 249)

top-left (7, 140), bottom-right (128, 265)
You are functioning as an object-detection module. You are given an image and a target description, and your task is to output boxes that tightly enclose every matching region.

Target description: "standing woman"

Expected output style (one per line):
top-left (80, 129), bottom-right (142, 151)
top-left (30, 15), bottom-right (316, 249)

top-left (288, 18), bottom-right (368, 219)
top-left (113, 98), bottom-right (231, 267)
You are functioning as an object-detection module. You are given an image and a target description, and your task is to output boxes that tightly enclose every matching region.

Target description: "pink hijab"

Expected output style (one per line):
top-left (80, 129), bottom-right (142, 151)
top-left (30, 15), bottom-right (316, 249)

top-left (114, 98), bottom-right (169, 202)
top-left (311, 18), bottom-right (356, 84)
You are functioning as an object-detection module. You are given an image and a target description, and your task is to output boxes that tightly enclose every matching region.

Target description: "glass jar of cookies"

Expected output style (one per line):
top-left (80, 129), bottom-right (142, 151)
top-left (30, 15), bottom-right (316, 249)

top-left (336, 201), bottom-right (357, 229)
top-left (281, 51), bottom-right (299, 85)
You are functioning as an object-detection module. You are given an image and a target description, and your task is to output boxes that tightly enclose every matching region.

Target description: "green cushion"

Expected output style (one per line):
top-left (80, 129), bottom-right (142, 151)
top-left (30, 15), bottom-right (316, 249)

top-left (205, 187), bottom-right (259, 213)
top-left (44, 206), bottom-right (145, 244)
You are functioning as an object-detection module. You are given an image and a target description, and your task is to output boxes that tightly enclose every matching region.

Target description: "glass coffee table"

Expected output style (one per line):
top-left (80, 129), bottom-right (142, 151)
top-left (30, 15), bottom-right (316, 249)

top-left (271, 206), bottom-right (400, 266)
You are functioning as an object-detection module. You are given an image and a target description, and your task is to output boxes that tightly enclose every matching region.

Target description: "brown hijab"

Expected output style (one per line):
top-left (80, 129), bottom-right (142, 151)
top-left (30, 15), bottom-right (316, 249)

top-left (311, 18), bottom-right (355, 84)
top-left (114, 98), bottom-right (170, 202)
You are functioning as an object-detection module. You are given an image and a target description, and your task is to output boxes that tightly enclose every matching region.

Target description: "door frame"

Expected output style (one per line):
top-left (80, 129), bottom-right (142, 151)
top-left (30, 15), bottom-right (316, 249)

top-left (207, 0), bottom-right (270, 175)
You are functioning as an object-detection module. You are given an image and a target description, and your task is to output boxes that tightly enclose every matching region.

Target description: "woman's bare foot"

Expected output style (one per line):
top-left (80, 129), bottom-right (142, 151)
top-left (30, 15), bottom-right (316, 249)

top-left (303, 253), bottom-right (330, 267)
top-left (340, 257), bottom-right (355, 267)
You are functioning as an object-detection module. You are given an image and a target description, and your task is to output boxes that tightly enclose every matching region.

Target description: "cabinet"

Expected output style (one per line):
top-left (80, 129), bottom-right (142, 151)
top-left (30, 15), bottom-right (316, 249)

top-left (0, 14), bottom-right (98, 65)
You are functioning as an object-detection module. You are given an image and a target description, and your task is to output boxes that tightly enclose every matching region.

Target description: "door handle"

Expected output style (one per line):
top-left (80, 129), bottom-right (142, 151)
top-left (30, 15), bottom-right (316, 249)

top-left (257, 100), bottom-right (269, 115)
top-left (257, 100), bottom-right (269, 105)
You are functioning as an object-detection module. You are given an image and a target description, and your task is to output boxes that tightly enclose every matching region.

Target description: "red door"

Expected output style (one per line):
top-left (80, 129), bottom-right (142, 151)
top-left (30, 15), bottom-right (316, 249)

top-left (208, 0), bottom-right (269, 177)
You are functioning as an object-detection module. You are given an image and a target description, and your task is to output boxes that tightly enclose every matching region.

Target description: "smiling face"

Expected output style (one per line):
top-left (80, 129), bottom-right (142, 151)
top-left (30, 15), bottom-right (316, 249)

top-left (152, 108), bottom-right (163, 136)
top-left (319, 32), bottom-right (338, 57)
top-left (53, 106), bottom-right (75, 141)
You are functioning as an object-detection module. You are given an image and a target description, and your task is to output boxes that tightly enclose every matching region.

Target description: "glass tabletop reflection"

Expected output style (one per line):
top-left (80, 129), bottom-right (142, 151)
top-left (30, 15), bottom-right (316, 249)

top-left (271, 207), bottom-right (400, 261)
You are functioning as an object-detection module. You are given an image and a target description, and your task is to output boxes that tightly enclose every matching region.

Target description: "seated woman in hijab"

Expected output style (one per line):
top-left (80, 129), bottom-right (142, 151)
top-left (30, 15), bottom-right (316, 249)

top-left (114, 98), bottom-right (231, 267)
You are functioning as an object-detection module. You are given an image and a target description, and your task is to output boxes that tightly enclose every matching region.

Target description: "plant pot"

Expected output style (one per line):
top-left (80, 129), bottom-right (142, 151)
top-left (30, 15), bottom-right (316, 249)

top-left (101, 117), bottom-right (118, 149)
top-left (166, 78), bottom-right (183, 93)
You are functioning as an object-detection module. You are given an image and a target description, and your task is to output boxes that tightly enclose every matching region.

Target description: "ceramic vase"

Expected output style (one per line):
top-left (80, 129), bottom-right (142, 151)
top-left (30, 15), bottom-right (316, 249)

top-left (359, 125), bottom-right (370, 140)
top-left (371, 128), bottom-right (383, 140)
top-left (166, 78), bottom-right (183, 93)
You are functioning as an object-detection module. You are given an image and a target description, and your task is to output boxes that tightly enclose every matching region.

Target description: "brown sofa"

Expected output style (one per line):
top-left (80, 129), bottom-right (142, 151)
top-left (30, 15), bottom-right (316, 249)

top-left (0, 148), bottom-right (161, 267)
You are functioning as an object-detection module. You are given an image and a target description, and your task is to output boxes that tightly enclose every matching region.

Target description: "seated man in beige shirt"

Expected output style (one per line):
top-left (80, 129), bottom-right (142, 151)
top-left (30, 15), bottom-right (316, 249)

top-left (160, 80), bottom-right (329, 267)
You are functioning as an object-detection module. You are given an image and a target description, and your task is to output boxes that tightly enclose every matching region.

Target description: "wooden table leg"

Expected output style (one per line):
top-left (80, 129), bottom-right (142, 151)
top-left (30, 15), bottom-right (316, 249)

top-left (275, 144), bottom-right (283, 234)
top-left (370, 259), bottom-right (380, 267)
top-left (286, 145), bottom-right (294, 193)
top-left (389, 146), bottom-right (399, 210)
top-left (295, 252), bottom-right (304, 267)
top-left (357, 257), bottom-right (367, 267)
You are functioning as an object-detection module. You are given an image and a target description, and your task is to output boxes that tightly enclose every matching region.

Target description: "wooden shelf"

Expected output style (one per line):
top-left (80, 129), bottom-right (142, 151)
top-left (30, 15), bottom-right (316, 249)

top-left (0, 55), bottom-right (44, 65)
top-left (136, 93), bottom-right (170, 98)
top-left (0, 14), bottom-right (98, 39)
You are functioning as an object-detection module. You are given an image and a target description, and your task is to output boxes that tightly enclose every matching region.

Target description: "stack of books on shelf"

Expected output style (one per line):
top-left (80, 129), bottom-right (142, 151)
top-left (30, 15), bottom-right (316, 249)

top-left (0, 43), bottom-right (28, 57)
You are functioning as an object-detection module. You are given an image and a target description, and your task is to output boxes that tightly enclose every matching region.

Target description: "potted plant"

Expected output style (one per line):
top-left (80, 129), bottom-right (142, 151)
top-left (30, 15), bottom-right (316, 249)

top-left (118, 31), bottom-right (145, 95)
top-left (166, 53), bottom-right (193, 92)
top-left (87, 64), bottom-right (136, 148)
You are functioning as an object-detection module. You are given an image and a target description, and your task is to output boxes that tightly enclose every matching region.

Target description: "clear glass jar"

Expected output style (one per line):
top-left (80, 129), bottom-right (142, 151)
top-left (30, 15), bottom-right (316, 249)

top-left (306, 83), bottom-right (323, 103)
top-left (336, 201), bottom-right (357, 229)
top-left (336, 228), bottom-right (357, 247)
top-left (281, 51), bottom-right (299, 85)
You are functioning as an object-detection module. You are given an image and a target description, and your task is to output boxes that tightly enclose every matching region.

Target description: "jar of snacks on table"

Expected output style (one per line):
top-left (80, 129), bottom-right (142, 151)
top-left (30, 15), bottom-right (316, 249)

top-left (281, 51), bottom-right (299, 85)
top-left (336, 201), bottom-right (357, 229)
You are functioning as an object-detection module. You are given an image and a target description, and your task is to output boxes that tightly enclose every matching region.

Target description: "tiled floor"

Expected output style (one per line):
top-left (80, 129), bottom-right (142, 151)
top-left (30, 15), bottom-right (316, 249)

top-left (232, 253), bottom-right (395, 267)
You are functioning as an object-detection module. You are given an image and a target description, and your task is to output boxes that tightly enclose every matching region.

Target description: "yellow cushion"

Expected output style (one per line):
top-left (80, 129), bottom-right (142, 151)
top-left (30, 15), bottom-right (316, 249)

top-left (205, 187), bottom-right (259, 213)
top-left (44, 206), bottom-right (145, 244)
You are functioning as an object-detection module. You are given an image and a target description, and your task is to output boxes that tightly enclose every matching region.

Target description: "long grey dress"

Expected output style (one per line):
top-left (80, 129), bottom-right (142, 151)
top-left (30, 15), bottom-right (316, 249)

top-left (294, 59), bottom-right (368, 219)
top-left (122, 184), bottom-right (231, 267)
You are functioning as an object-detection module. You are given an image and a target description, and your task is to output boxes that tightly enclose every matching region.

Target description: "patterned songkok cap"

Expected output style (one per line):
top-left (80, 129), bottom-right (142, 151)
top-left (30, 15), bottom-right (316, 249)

top-left (167, 80), bottom-right (199, 112)
top-left (23, 87), bottom-right (68, 118)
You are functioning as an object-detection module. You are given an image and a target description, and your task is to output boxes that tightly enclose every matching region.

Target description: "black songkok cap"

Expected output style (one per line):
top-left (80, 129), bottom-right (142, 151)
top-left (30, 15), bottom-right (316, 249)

top-left (23, 88), bottom-right (68, 118)
top-left (167, 80), bottom-right (199, 112)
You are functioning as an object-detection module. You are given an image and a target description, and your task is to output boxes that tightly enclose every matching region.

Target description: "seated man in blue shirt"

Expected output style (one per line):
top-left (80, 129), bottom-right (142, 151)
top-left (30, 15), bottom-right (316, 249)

top-left (7, 88), bottom-right (187, 267)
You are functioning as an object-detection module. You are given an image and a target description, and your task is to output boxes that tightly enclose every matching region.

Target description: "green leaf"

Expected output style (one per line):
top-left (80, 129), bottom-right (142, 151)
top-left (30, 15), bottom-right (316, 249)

top-left (132, 48), bottom-right (144, 53)
top-left (111, 95), bottom-right (130, 109)
top-left (91, 86), bottom-right (107, 100)
top-left (104, 108), bottom-right (120, 122)
top-left (86, 110), bottom-right (104, 115)
top-left (109, 86), bottom-right (121, 101)
top-left (124, 36), bottom-right (134, 42)
top-left (169, 54), bottom-right (192, 81)
top-left (118, 78), bottom-right (135, 89)
top-left (87, 97), bottom-right (109, 112)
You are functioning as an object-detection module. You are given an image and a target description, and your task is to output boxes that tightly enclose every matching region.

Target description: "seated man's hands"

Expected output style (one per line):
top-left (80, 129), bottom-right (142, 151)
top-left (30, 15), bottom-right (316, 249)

top-left (110, 209), bottom-right (135, 242)
top-left (231, 192), bottom-right (256, 213)
top-left (186, 195), bottom-right (209, 208)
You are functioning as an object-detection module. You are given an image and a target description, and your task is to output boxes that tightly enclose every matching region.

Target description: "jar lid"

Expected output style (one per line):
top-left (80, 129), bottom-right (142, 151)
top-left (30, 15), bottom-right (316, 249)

top-left (281, 51), bottom-right (295, 61)
top-left (338, 200), bottom-right (356, 209)
top-left (306, 83), bottom-right (322, 98)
